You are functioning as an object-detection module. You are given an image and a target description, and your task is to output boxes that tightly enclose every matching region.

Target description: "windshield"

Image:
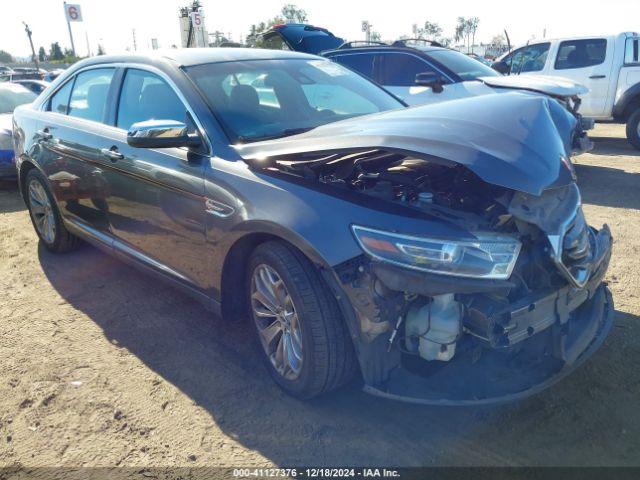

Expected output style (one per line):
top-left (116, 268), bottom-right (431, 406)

top-left (428, 49), bottom-right (499, 80)
top-left (0, 84), bottom-right (37, 114)
top-left (187, 59), bottom-right (403, 143)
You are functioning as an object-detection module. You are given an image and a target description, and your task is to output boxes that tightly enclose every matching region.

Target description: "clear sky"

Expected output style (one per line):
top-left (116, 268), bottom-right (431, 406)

top-left (2, 0), bottom-right (639, 58)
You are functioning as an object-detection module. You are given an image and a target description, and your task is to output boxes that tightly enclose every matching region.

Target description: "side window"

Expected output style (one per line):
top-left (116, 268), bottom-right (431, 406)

top-left (331, 54), bottom-right (375, 80)
top-left (511, 43), bottom-right (551, 73)
top-left (380, 53), bottom-right (437, 86)
top-left (48, 79), bottom-right (74, 115)
top-left (116, 69), bottom-right (187, 130)
top-left (555, 39), bottom-right (607, 70)
top-left (67, 68), bottom-right (115, 122)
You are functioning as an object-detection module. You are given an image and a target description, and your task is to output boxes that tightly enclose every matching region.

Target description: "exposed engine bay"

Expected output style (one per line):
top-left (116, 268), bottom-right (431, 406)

top-left (252, 147), bottom-right (613, 404)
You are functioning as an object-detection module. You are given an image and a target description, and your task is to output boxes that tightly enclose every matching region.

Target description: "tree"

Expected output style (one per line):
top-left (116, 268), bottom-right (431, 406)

top-left (281, 4), bottom-right (307, 23)
top-left (38, 46), bottom-right (46, 62)
top-left (468, 17), bottom-right (480, 53)
top-left (0, 50), bottom-right (13, 63)
top-left (49, 42), bottom-right (64, 61)
top-left (491, 34), bottom-right (506, 46)
top-left (97, 44), bottom-right (106, 55)
top-left (370, 31), bottom-right (382, 42)
top-left (419, 21), bottom-right (442, 40)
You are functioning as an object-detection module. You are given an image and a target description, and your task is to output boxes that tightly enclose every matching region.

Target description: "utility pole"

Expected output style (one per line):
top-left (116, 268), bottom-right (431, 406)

top-left (23, 22), bottom-right (40, 69)
top-left (63, 2), bottom-right (76, 57)
top-left (132, 29), bottom-right (137, 51)
top-left (85, 30), bottom-right (91, 57)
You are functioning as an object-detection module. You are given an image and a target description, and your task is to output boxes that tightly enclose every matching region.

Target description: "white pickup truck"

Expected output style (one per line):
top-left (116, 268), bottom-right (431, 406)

top-left (493, 32), bottom-right (640, 149)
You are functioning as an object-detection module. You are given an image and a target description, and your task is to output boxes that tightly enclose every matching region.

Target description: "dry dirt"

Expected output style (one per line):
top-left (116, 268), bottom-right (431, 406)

top-left (0, 124), bottom-right (638, 471)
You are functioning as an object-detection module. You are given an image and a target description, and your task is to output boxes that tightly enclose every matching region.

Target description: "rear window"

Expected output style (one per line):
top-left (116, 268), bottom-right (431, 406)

top-left (555, 39), bottom-right (607, 70)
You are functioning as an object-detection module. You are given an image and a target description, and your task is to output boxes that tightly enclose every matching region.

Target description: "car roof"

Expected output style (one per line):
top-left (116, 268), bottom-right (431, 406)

top-left (74, 48), bottom-right (319, 69)
top-left (323, 44), bottom-right (447, 56)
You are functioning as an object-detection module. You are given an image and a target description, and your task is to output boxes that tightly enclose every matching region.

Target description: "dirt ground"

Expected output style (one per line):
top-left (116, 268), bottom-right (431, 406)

top-left (0, 123), bottom-right (638, 471)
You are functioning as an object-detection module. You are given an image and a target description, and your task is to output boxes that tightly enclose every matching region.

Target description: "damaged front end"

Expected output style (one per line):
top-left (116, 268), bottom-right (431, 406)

top-left (238, 93), bottom-right (614, 405)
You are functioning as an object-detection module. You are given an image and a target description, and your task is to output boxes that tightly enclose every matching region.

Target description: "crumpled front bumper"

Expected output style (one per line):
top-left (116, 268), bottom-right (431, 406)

top-left (347, 224), bottom-right (614, 406)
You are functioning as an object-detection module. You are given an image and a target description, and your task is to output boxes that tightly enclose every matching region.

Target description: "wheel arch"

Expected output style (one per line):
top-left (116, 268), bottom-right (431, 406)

top-left (218, 222), bottom-right (338, 321)
top-left (613, 83), bottom-right (640, 121)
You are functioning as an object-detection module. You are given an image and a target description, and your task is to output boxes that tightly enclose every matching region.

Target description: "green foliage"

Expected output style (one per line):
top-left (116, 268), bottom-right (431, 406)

top-left (38, 47), bottom-right (46, 62)
top-left (49, 42), bottom-right (64, 61)
top-left (97, 44), bottom-right (106, 56)
top-left (0, 50), bottom-right (14, 63)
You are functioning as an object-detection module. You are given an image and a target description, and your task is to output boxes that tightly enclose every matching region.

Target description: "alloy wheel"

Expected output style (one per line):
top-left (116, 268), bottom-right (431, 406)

top-left (251, 264), bottom-right (303, 380)
top-left (28, 179), bottom-right (56, 244)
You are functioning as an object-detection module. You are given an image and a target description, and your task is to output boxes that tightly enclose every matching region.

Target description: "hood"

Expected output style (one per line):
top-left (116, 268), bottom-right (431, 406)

top-left (235, 91), bottom-right (577, 196)
top-left (0, 114), bottom-right (12, 134)
top-left (479, 75), bottom-right (589, 98)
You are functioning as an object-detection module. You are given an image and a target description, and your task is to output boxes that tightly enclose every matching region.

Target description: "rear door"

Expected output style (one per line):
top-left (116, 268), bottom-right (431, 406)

top-left (98, 67), bottom-right (209, 289)
top-left (549, 38), bottom-right (614, 117)
top-left (37, 67), bottom-right (117, 236)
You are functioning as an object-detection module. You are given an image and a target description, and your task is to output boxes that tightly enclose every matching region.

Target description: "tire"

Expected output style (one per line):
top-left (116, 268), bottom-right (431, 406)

top-left (625, 109), bottom-right (640, 150)
top-left (25, 169), bottom-right (80, 253)
top-left (247, 241), bottom-right (357, 399)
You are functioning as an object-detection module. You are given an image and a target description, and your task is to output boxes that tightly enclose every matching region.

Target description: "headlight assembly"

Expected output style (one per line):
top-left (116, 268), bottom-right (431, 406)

top-left (351, 225), bottom-right (521, 280)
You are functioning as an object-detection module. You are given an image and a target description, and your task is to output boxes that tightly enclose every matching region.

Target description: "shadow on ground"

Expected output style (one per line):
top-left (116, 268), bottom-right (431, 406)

top-left (587, 135), bottom-right (637, 156)
top-left (36, 241), bottom-right (640, 467)
top-left (576, 164), bottom-right (640, 210)
top-left (0, 182), bottom-right (25, 214)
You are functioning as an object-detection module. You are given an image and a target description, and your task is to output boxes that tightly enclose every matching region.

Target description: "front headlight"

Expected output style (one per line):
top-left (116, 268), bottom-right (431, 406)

top-left (351, 225), bottom-right (521, 280)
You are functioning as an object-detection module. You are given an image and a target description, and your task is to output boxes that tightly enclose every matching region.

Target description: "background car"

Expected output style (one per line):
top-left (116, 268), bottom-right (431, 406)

top-left (258, 23), bottom-right (344, 54)
top-left (492, 32), bottom-right (640, 149)
top-left (13, 79), bottom-right (50, 95)
top-left (9, 67), bottom-right (45, 81)
top-left (0, 83), bottom-right (37, 178)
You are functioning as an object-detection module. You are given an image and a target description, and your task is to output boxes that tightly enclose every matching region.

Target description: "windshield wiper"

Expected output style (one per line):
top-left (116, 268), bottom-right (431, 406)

top-left (238, 127), bottom-right (316, 144)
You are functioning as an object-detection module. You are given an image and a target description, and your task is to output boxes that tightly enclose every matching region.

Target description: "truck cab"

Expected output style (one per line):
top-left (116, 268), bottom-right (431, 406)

top-left (494, 32), bottom-right (640, 149)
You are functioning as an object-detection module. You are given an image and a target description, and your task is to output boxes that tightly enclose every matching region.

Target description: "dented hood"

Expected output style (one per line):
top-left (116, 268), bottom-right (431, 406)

top-left (236, 91), bottom-right (576, 196)
top-left (479, 74), bottom-right (589, 98)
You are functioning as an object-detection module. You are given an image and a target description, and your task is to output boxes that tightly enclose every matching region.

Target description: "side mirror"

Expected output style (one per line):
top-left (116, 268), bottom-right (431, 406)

top-left (414, 72), bottom-right (445, 93)
top-left (127, 120), bottom-right (201, 149)
top-left (491, 60), bottom-right (510, 75)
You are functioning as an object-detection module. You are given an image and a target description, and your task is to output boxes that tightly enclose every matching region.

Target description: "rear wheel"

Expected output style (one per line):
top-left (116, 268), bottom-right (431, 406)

top-left (247, 241), bottom-right (357, 399)
top-left (25, 169), bottom-right (80, 253)
top-left (625, 109), bottom-right (640, 150)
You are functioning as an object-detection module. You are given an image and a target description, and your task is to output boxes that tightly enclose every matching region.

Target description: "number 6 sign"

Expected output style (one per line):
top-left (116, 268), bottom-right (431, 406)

top-left (64, 3), bottom-right (83, 22)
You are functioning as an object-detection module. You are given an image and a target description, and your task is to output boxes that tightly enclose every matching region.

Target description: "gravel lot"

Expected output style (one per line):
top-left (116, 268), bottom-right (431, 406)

top-left (0, 123), bottom-right (638, 471)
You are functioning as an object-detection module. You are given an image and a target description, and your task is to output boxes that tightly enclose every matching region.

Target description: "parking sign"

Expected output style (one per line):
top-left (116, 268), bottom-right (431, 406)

top-left (65, 3), bottom-right (83, 22)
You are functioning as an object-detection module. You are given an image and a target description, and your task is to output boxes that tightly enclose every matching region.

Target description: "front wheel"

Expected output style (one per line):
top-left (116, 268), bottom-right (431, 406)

top-left (25, 169), bottom-right (80, 253)
top-left (247, 241), bottom-right (357, 399)
top-left (625, 109), bottom-right (640, 150)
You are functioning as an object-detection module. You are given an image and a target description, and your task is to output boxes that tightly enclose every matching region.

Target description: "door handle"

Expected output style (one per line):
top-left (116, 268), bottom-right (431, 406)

top-left (100, 147), bottom-right (124, 161)
top-left (589, 75), bottom-right (606, 79)
top-left (36, 129), bottom-right (52, 140)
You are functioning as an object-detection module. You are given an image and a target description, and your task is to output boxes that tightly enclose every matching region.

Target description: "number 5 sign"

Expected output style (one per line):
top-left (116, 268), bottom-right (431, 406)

top-left (64, 3), bottom-right (83, 22)
top-left (190, 11), bottom-right (203, 28)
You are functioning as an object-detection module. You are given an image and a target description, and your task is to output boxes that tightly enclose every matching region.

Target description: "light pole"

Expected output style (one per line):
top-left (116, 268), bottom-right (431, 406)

top-left (23, 22), bottom-right (40, 69)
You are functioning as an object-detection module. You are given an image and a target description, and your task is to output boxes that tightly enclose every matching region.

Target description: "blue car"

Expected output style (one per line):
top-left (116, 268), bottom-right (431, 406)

top-left (0, 83), bottom-right (37, 178)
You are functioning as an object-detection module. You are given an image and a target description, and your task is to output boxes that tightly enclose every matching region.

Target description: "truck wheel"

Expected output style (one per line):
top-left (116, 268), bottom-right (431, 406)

top-left (625, 110), bottom-right (640, 150)
top-left (25, 169), bottom-right (80, 253)
top-left (247, 241), bottom-right (357, 399)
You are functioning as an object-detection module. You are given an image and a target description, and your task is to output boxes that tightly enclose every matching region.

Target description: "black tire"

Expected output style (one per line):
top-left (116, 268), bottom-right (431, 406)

top-left (25, 169), bottom-right (80, 253)
top-left (625, 109), bottom-right (640, 150)
top-left (247, 241), bottom-right (357, 399)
